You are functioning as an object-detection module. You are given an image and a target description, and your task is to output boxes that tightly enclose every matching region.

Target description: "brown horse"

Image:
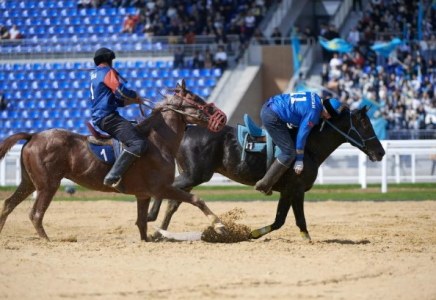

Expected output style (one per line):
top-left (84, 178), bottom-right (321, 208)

top-left (0, 80), bottom-right (228, 241)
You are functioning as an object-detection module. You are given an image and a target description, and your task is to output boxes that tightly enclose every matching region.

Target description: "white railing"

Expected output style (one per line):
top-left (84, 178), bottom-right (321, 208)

top-left (1, 140), bottom-right (436, 193)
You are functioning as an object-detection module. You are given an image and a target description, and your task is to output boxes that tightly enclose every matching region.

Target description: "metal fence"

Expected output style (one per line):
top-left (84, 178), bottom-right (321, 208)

top-left (0, 35), bottom-right (242, 60)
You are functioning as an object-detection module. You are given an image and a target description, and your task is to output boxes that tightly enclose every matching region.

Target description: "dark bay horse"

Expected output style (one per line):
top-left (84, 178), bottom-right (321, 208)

top-left (0, 81), bottom-right (228, 241)
top-left (148, 105), bottom-right (385, 240)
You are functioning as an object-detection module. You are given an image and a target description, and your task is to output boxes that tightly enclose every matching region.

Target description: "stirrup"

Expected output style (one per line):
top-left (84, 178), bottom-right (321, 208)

top-left (104, 178), bottom-right (126, 193)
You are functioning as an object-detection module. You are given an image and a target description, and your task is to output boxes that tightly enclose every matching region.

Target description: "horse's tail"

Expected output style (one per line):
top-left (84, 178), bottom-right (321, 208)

top-left (0, 132), bottom-right (32, 161)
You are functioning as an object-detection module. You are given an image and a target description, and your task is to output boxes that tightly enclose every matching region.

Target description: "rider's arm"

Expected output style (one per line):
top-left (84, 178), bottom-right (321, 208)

top-left (103, 69), bottom-right (139, 106)
top-left (295, 112), bottom-right (320, 160)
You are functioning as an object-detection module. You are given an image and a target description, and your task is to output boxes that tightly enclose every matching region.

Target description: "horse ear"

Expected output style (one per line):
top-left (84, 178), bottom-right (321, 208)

top-left (365, 105), bottom-right (372, 113)
top-left (181, 79), bottom-right (186, 90)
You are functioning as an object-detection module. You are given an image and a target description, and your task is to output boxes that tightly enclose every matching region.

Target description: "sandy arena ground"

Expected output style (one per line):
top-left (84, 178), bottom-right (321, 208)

top-left (0, 198), bottom-right (435, 300)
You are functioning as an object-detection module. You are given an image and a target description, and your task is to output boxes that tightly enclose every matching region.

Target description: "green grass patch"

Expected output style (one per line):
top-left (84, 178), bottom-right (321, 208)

top-left (1, 183), bottom-right (435, 201)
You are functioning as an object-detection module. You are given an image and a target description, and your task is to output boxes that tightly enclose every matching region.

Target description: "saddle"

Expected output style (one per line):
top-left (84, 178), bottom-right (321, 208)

top-left (86, 121), bottom-right (122, 164)
top-left (237, 114), bottom-right (282, 169)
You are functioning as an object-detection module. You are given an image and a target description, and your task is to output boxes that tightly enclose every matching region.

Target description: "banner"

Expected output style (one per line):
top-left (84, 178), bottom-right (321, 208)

top-left (318, 36), bottom-right (353, 53)
top-left (370, 37), bottom-right (403, 58)
top-left (291, 27), bottom-right (302, 73)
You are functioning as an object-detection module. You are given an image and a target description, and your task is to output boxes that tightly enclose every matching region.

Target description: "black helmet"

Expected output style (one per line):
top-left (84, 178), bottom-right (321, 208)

top-left (93, 47), bottom-right (116, 66)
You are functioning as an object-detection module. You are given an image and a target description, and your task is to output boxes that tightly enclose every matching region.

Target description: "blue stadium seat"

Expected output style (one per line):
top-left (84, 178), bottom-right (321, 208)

top-left (159, 69), bottom-right (169, 78)
top-left (47, 100), bottom-right (57, 109)
top-left (114, 61), bottom-right (124, 69)
top-left (185, 79), bottom-right (195, 88)
top-left (146, 61), bottom-right (156, 68)
top-left (196, 78), bottom-right (205, 87)
top-left (0, 82), bottom-right (8, 90)
top-left (23, 120), bottom-right (34, 129)
top-left (73, 62), bottom-right (82, 69)
top-left (206, 78), bottom-right (217, 87)
top-left (37, 100), bottom-right (47, 109)
top-left (180, 69), bottom-right (190, 77)
top-left (166, 61), bottom-right (174, 69)
top-left (130, 70), bottom-right (139, 78)
top-left (16, 72), bottom-right (25, 80)
top-left (155, 79), bottom-right (163, 88)
top-left (65, 119), bottom-right (75, 129)
top-left (213, 68), bottom-right (222, 77)
top-left (34, 120), bottom-right (44, 129)
top-left (147, 90), bottom-right (157, 98)
top-left (30, 111), bottom-right (40, 119)
top-left (71, 110), bottom-right (82, 118)
top-left (139, 89), bottom-right (147, 97)
top-left (191, 69), bottom-right (201, 77)
top-left (133, 79), bottom-right (142, 89)
top-left (53, 63), bottom-right (63, 70)
top-left (45, 120), bottom-right (54, 129)
top-left (138, 70), bottom-right (149, 78)
top-left (164, 79), bottom-right (175, 88)
top-left (43, 91), bottom-right (53, 99)
top-left (150, 70), bottom-right (159, 78)
top-left (135, 61), bottom-right (145, 69)
top-left (55, 91), bottom-right (64, 100)
top-left (143, 80), bottom-right (153, 88)
top-left (201, 69), bottom-right (212, 77)
top-left (200, 87), bottom-right (210, 98)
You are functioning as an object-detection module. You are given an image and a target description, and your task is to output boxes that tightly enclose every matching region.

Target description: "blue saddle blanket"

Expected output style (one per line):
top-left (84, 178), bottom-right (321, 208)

top-left (237, 114), bottom-right (282, 169)
top-left (88, 139), bottom-right (122, 164)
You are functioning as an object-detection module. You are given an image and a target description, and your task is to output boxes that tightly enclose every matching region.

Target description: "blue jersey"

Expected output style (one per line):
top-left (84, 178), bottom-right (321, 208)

top-left (90, 65), bottom-right (137, 125)
top-left (269, 92), bottom-right (323, 153)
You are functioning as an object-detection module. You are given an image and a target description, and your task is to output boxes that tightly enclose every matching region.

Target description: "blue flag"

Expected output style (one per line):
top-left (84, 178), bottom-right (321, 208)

top-left (291, 35), bottom-right (302, 73)
top-left (418, 0), bottom-right (423, 40)
top-left (433, 0), bottom-right (436, 10)
top-left (370, 38), bottom-right (403, 58)
top-left (318, 36), bottom-right (353, 53)
top-left (360, 98), bottom-right (380, 119)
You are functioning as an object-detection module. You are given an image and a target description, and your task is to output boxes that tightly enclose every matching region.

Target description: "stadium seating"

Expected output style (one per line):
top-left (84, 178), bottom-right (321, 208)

top-left (0, 60), bottom-right (222, 139)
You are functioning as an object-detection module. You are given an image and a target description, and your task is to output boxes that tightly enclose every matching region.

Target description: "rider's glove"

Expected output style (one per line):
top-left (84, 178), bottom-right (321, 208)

top-left (294, 159), bottom-right (304, 175)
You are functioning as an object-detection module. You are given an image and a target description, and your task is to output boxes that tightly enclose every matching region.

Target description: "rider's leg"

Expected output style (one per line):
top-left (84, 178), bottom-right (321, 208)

top-left (255, 104), bottom-right (294, 195)
top-left (98, 112), bottom-right (147, 188)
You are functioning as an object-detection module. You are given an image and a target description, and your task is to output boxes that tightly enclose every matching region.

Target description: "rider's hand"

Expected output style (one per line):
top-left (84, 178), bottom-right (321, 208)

top-left (294, 160), bottom-right (304, 175)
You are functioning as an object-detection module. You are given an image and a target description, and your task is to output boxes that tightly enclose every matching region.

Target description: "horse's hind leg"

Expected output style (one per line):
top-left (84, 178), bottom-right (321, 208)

top-left (158, 186), bottom-right (227, 234)
top-left (29, 184), bottom-right (60, 241)
top-left (135, 197), bottom-right (151, 241)
top-left (0, 180), bottom-right (35, 235)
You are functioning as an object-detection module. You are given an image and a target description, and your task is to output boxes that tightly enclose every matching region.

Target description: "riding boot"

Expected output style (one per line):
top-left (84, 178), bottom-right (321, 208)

top-left (254, 160), bottom-right (289, 195)
top-left (104, 150), bottom-right (139, 191)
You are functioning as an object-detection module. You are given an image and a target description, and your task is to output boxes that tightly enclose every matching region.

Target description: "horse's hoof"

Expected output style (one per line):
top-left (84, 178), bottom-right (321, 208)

top-left (251, 225), bottom-right (271, 239)
top-left (214, 223), bottom-right (228, 235)
top-left (300, 232), bottom-right (311, 241)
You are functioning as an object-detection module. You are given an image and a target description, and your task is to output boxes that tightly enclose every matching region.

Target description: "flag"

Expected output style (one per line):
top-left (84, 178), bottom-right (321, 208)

top-left (370, 38), bottom-right (403, 58)
top-left (359, 98), bottom-right (380, 119)
top-left (318, 36), bottom-right (353, 53)
top-left (432, 0), bottom-right (436, 10)
top-left (291, 29), bottom-right (302, 72)
top-left (418, 0), bottom-right (423, 40)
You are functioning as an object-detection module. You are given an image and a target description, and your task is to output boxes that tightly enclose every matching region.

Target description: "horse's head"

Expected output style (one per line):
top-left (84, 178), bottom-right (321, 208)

top-left (341, 105), bottom-right (385, 162)
top-left (167, 79), bottom-right (227, 132)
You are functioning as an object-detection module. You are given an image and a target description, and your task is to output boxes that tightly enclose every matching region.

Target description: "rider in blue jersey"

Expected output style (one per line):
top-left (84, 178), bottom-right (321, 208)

top-left (90, 47), bottom-right (146, 191)
top-left (255, 92), bottom-right (342, 195)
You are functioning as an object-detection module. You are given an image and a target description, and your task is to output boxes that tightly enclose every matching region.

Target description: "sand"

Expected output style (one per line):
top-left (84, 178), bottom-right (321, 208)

top-left (0, 199), bottom-right (435, 300)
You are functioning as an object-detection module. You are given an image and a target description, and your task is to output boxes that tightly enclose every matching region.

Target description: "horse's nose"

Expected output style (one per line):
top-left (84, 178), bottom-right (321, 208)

top-left (378, 149), bottom-right (385, 158)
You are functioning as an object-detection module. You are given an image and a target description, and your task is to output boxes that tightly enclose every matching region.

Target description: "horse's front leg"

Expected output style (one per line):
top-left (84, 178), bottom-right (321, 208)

top-left (157, 186), bottom-right (227, 234)
top-left (251, 191), bottom-right (292, 239)
top-left (290, 188), bottom-right (311, 240)
top-left (136, 197), bottom-right (151, 241)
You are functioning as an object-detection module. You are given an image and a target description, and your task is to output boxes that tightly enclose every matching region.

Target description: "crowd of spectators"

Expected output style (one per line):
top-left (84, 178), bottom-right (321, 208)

top-left (317, 0), bottom-right (436, 133)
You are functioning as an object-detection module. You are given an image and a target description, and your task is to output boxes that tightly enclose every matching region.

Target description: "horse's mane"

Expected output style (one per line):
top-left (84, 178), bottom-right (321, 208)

top-left (135, 93), bottom-right (175, 136)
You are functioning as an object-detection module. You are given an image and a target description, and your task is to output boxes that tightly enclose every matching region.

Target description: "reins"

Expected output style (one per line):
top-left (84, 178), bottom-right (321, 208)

top-left (321, 110), bottom-right (377, 150)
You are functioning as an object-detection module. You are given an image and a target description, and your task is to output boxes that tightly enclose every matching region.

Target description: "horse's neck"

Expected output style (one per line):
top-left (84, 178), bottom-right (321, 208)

top-left (307, 118), bottom-right (348, 166)
top-left (157, 109), bottom-right (186, 152)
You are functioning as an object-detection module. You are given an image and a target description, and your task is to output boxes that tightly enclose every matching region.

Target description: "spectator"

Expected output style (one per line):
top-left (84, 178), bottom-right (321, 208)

top-left (9, 25), bottom-right (21, 40)
top-left (191, 51), bottom-right (204, 69)
top-left (302, 27), bottom-right (316, 44)
top-left (214, 46), bottom-right (228, 72)
top-left (0, 25), bottom-right (9, 39)
top-left (329, 53), bottom-right (342, 70)
top-left (0, 93), bottom-right (7, 111)
top-left (244, 11), bottom-right (256, 40)
top-left (120, 14), bottom-right (135, 34)
top-left (253, 29), bottom-right (267, 45)
top-left (215, 28), bottom-right (227, 45)
top-left (270, 27), bottom-right (282, 45)
top-left (204, 48), bottom-right (214, 68)
top-left (347, 27), bottom-right (360, 46)
top-left (184, 29), bottom-right (195, 44)
top-left (173, 48), bottom-right (185, 69)
top-left (168, 31), bottom-right (178, 44)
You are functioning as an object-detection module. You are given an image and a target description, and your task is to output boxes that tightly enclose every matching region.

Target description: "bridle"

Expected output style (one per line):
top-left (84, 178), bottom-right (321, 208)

top-left (140, 90), bottom-right (227, 132)
top-left (323, 109), bottom-right (377, 150)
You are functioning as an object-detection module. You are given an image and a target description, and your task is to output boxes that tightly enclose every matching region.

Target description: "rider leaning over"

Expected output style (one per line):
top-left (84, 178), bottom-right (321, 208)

top-left (90, 47), bottom-right (147, 191)
top-left (255, 91), bottom-right (343, 195)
